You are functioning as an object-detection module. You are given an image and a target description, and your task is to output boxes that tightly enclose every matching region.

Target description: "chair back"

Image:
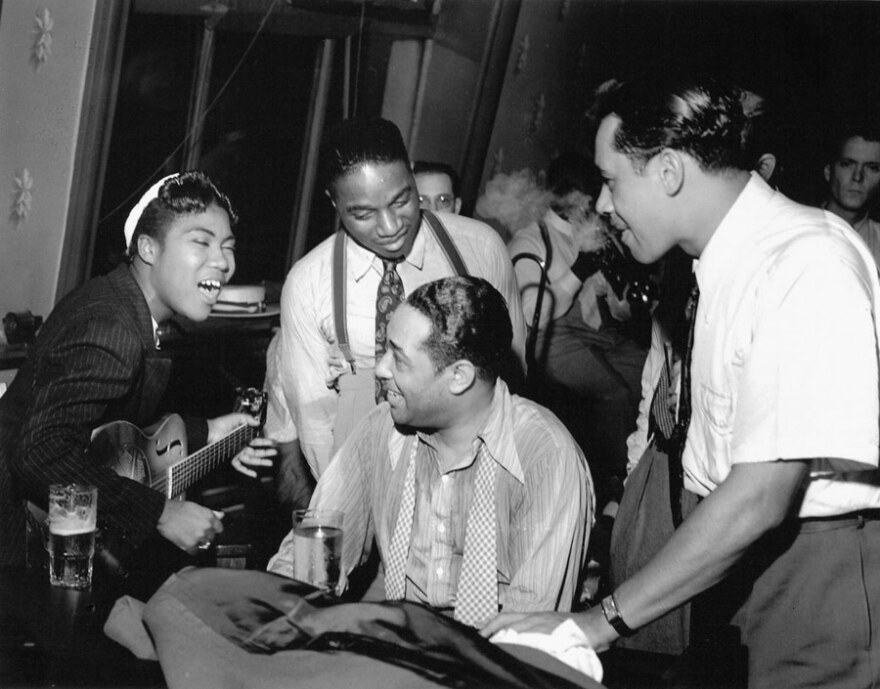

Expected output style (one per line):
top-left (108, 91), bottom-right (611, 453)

top-left (511, 221), bottom-right (553, 384)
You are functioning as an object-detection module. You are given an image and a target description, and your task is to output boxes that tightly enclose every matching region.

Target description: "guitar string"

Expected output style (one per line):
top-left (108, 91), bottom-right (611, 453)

top-left (167, 424), bottom-right (256, 497)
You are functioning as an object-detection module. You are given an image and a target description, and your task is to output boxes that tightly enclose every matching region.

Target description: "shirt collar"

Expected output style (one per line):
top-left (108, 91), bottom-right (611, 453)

top-left (387, 379), bottom-right (525, 485)
top-left (347, 218), bottom-right (427, 282)
top-left (695, 171), bottom-right (775, 296)
top-left (151, 317), bottom-right (160, 349)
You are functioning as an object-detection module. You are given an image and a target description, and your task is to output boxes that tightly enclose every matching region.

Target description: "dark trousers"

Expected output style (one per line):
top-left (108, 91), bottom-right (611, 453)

top-left (534, 308), bottom-right (647, 507)
top-left (678, 513), bottom-right (880, 689)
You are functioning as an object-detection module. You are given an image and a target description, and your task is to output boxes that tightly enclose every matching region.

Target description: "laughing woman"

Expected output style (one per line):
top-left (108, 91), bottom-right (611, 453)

top-left (0, 171), bottom-right (267, 577)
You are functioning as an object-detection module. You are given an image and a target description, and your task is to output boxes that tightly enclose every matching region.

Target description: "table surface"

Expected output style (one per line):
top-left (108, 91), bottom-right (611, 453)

top-left (0, 565), bottom-right (166, 688)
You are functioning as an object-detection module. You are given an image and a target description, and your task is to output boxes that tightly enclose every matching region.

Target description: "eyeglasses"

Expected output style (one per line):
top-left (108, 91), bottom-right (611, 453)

top-left (418, 194), bottom-right (456, 212)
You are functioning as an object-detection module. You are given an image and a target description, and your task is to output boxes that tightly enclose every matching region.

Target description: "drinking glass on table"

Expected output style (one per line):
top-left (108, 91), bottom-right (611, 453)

top-left (291, 509), bottom-right (343, 593)
top-left (47, 484), bottom-right (97, 589)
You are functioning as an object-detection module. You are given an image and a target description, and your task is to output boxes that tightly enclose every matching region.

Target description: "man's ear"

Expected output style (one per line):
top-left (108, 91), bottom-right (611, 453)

top-left (755, 153), bottom-right (777, 183)
top-left (657, 149), bottom-right (685, 196)
top-left (447, 359), bottom-right (476, 395)
top-left (824, 163), bottom-right (831, 185)
top-left (453, 198), bottom-right (463, 215)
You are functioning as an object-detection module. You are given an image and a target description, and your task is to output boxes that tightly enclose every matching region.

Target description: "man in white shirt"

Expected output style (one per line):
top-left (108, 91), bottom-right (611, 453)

top-left (270, 118), bottom-right (526, 481)
top-left (484, 77), bottom-right (880, 689)
top-left (823, 120), bottom-right (880, 266)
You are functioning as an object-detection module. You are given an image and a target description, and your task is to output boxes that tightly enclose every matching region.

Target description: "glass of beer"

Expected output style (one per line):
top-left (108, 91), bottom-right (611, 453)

top-left (47, 484), bottom-right (97, 589)
top-left (291, 509), bottom-right (343, 593)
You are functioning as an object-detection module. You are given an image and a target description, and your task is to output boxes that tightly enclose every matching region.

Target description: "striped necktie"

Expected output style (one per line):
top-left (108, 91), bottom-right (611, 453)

top-left (649, 351), bottom-right (676, 442)
top-left (384, 439), bottom-right (499, 627)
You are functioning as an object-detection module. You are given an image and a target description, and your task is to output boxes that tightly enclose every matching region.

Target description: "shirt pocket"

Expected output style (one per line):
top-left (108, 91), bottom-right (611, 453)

top-left (699, 384), bottom-right (733, 434)
top-left (697, 384), bottom-right (734, 479)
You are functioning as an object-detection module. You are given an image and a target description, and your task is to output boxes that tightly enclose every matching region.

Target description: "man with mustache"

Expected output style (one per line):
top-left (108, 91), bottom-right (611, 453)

top-left (268, 277), bottom-right (590, 627)
top-left (484, 77), bottom-right (880, 689)
top-left (413, 160), bottom-right (463, 215)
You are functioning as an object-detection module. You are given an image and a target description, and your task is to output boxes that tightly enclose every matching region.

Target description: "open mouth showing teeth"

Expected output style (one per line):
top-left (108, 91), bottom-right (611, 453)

top-left (198, 279), bottom-right (223, 301)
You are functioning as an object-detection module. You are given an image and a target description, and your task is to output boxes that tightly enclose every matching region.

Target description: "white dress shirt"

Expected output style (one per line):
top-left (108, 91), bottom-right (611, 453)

top-left (275, 212), bottom-right (527, 476)
top-left (685, 173), bottom-right (880, 517)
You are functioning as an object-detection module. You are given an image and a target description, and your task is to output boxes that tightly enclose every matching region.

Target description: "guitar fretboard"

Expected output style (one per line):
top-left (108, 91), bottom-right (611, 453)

top-left (152, 424), bottom-right (257, 498)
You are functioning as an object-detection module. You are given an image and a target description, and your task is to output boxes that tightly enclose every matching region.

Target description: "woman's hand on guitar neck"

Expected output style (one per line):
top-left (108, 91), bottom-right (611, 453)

top-left (207, 412), bottom-right (261, 444)
top-left (232, 437), bottom-right (278, 478)
top-left (158, 500), bottom-right (225, 553)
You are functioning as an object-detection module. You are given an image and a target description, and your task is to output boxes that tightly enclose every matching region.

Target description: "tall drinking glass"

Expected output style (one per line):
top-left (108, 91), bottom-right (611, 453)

top-left (47, 484), bottom-right (97, 589)
top-left (291, 509), bottom-right (343, 592)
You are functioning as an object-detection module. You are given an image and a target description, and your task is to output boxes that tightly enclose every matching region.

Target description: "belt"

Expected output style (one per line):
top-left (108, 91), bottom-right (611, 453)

top-left (796, 509), bottom-right (880, 533)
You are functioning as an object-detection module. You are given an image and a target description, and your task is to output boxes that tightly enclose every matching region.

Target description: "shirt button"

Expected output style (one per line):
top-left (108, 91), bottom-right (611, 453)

top-left (441, 475), bottom-right (450, 484)
top-left (438, 523), bottom-right (446, 534)
top-left (436, 567), bottom-right (444, 578)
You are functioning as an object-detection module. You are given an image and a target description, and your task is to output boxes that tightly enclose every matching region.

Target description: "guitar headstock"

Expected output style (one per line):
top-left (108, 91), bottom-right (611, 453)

top-left (234, 386), bottom-right (268, 426)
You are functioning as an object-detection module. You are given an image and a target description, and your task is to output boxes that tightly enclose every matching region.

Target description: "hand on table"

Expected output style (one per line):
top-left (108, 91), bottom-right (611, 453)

top-left (480, 607), bottom-right (617, 653)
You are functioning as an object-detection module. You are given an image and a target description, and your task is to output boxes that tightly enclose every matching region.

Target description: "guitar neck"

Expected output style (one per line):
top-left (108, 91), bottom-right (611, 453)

top-left (166, 423), bottom-right (257, 498)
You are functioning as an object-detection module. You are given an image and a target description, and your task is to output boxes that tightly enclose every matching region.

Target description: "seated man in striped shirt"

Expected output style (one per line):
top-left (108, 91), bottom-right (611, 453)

top-left (268, 276), bottom-right (592, 627)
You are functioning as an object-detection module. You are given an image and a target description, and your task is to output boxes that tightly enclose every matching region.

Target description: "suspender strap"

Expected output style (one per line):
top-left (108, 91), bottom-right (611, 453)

top-left (422, 210), bottom-right (470, 276)
top-left (332, 213), bottom-right (468, 374)
top-left (332, 230), bottom-right (356, 372)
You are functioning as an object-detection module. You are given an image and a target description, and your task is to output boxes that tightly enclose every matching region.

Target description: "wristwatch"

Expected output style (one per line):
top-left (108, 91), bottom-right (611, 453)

top-left (600, 593), bottom-right (637, 637)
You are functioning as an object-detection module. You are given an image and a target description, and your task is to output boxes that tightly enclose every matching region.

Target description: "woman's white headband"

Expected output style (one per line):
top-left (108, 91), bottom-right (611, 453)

top-left (123, 173), bottom-right (179, 249)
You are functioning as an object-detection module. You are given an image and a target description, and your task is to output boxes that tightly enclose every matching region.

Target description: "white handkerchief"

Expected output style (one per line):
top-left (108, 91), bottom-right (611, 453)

top-left (490, 618), bottom-right (603, 682)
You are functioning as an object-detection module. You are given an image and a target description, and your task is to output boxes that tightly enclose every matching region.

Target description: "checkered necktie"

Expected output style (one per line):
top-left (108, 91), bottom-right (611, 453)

top-left (385, 439), bottom-right (418, 600)
top-left (454, 444), bottom-right (498, 627)
top-left (384, 440), bottom-right (499, 628)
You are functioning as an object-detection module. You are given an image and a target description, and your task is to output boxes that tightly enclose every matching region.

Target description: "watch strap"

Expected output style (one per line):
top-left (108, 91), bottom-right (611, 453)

top-left (601, 593), bottom-right (637, 637)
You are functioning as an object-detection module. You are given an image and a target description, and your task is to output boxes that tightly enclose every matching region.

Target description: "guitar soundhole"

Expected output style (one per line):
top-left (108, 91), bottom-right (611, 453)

top-left (118, 446), bottom-right (149, 483)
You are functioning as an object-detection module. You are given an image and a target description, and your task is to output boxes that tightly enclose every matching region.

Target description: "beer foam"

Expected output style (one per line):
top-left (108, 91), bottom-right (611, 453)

top-left (49, 518), bottom-right (96, 535)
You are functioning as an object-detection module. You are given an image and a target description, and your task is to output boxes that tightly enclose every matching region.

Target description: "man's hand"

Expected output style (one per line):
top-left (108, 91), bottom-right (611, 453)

top-left (325, 341), bottom-right (349, 388)
top-left (157, 500), bottom-right (224, 552)
top-left (480, 608), bottom-right (617, 652)
top-left (232, 437), bottom-right (278, 478)
top-left (207, 412), bottom-right (260, 444)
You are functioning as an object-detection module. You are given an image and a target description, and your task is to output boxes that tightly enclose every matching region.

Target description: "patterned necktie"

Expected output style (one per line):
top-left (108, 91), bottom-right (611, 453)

top-left (668, 282), bottom-right (700, 527)
top-left (385, 439), bottom-right (418, 600)
top-left (649, 351), bottom-right (676, 442)
top-left (375, 259), bottom-right (405, 402)
top-left (454, 444), bottom-right (498, 627)
top-left (384, 439), bottom-right (499, 628)
top-left (376, 259), bottom-right (405, 360)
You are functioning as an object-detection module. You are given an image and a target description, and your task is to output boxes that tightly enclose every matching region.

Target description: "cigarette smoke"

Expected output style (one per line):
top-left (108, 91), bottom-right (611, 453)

top-left (475, 168), bottom-right (553, 235)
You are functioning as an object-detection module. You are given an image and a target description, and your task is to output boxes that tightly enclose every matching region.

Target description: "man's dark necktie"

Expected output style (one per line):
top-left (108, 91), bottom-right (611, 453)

top-left (648, 351), bottom-right (676, 443)
top-left (668, 282), bottom-right (699, 528)
top-left (375, 259), bottom-right (405, 400)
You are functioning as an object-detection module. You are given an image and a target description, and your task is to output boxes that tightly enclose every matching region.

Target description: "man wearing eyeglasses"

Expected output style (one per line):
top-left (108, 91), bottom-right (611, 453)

top-left (413, 160), bottom-right (463, 215)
